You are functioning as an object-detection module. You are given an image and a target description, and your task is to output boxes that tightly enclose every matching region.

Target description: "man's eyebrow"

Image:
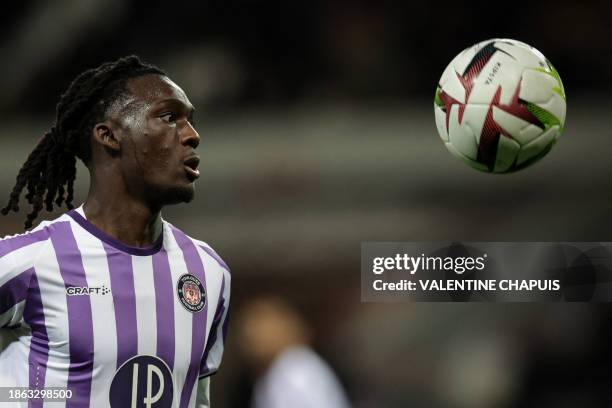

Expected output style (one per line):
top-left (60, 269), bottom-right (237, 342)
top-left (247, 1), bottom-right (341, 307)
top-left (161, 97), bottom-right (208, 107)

top-left (157, 98), bottom-right (195, 112)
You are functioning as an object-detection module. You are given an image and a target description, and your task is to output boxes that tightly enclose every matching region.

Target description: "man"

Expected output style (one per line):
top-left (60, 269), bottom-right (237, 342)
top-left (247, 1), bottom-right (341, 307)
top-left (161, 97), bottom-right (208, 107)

top-left (0, 56), bottom-right (231, 408)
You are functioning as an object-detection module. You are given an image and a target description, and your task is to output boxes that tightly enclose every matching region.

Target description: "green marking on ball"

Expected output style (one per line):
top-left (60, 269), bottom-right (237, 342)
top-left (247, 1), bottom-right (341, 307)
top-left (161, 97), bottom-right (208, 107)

top-left (536, 62), bottom-right (566, 101)
top-left (434, 86), bottom-right (444, 108)
top-left (524, 102), bottom-right (563, 132)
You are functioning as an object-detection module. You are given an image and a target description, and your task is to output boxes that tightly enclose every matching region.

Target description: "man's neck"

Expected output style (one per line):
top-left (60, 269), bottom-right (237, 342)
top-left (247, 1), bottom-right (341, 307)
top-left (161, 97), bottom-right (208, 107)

top-left (82, 193), bottom-right (163, 248)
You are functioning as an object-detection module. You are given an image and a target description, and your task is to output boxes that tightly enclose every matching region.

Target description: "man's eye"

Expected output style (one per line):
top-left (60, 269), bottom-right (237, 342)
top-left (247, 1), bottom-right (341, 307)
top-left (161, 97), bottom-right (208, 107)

top-left (160, 113), bottom-right (177, 123)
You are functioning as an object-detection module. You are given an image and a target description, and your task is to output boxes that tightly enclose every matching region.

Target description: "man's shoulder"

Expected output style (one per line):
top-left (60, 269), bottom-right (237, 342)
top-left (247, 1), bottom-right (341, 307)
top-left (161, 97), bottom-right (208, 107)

top-left (193, 238), bottom-right (230, 274)
top-left (162, 221), bottom-right (230, 274)
top-left (0, 212), bottom-right (73, 254)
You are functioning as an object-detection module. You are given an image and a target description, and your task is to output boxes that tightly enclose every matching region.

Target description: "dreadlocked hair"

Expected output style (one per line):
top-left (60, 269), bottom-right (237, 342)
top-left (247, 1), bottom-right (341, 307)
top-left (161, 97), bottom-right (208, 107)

top-left (1, 55), bottom-right (165, 229)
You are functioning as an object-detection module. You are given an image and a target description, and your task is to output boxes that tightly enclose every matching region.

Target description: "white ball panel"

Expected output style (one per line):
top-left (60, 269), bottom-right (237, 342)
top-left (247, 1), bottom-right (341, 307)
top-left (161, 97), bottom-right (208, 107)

top-left (492, 106), bottom-right (543, 145)
top-left (518, 124), bottom-right (545, 146)
top-left (462, 105), bottom-right (490, 144)
top-left (516, 127), bottom-right (558, 165)
top-left (439, 61), bottom-right (457, 87)
top-left (448, 105), bottom-right (478, 159)
top-left (451, 46), bottom-right (481, 75)
top-left (519, 69), bottom-right (558, 104)
top-left (494, 41), bottom-right (546, 69)
top-left (434, 105), bottom-right (449, 142)
top-left (439, 47), bottom-right (476, 92)
top-left (468, 76), bottom-right (498, 105)
top-left (493, 136), bottom-right (520, 173)
top-left (520, 69), bottom-right (566, 125)
top-left (440, 69), bottom-right (466, 104)
top-left (470, 52), bottom-right (523, 105)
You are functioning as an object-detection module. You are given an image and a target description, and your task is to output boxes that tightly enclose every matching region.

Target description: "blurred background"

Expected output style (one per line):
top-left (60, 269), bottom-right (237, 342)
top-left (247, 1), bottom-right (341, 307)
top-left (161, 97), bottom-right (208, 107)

top-left (1, 1), bottom-right (612, 407)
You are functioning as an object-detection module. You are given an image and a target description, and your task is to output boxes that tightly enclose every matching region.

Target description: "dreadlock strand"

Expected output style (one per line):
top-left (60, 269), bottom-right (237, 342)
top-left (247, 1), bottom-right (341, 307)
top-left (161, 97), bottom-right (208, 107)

top-left (44, 144), bottom-right (62, 212)
top-left (1, 130), bottom-right (54, 215)
top-left (24, 168), bottom-right (48, 229)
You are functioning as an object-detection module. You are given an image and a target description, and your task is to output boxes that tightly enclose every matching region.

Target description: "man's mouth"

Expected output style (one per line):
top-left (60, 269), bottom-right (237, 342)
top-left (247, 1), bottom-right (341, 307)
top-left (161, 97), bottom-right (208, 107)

top-left (183, 156), bottom-right (200, 180)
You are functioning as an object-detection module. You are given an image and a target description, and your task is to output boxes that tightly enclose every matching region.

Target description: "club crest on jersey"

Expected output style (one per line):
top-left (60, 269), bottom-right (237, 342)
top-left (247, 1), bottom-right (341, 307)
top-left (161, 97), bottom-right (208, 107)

top-left (177, 274), bottom-right (206, 313)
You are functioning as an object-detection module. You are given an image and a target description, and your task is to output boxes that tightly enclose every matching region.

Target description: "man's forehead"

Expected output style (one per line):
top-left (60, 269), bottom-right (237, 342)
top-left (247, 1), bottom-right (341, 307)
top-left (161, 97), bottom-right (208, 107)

top-left (125, 74), bottom-right (191, 106)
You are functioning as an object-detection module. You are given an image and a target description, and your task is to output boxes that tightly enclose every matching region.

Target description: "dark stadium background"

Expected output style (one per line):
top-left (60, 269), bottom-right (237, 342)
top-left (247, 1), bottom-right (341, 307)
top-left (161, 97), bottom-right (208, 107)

top-left (1, 1), bottom-right (611, 407)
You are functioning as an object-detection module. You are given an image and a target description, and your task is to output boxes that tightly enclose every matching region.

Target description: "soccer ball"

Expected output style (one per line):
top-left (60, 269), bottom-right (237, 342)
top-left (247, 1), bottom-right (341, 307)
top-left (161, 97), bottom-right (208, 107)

top-left (434, 39), bottom-right (566, 173)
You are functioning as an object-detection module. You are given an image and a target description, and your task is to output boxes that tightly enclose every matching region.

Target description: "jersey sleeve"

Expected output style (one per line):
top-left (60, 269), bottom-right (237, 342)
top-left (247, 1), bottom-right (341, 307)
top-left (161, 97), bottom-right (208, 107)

top-left (199, 266), bottom-right (231, 379)
top-left (195, 376), bottom-right (211, 408)
top-left (0, 228), bottom-right (49, 328)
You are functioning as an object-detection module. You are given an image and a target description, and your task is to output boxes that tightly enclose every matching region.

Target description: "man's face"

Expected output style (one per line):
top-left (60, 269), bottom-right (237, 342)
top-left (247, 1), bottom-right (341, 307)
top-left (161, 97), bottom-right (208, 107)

top-left (109, 74), bottom-right (201, 207)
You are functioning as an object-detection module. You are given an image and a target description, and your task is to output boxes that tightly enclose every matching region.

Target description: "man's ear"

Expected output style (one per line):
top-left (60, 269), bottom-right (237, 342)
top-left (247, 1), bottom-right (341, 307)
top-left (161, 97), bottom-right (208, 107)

top-left (92, 122), bottom-right (121, 152)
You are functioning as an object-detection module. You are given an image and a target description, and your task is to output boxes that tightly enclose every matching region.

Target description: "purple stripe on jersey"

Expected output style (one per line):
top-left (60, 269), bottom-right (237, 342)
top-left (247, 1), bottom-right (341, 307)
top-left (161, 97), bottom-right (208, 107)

top-left (103, 244), bottom-right (138, 369)
top-left (67, 210), bottom-right (163, 256)
top-left (222, 303), bottom-right (231, 343)
top-left (50, 222), bottom-right (94, 407)
top-left (0, 268), bottom-right (33, 316)
top-left (199, 276), bottom-right (226, 377)
top-left (171, 227), bottom-right (208, 408)
top-left (152, 247), bottom-right (176, 370)
top-left (198, 245), bottom-right (230, 272)
top-left (0, 228), bottom-right (48, 258)
top-left (25, 272), bottom-right (50, 408)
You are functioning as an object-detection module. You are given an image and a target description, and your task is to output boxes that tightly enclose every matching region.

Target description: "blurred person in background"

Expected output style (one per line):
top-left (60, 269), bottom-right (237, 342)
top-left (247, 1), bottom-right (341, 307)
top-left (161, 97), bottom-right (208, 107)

top-left (237, 296), bottom-right (351, 408)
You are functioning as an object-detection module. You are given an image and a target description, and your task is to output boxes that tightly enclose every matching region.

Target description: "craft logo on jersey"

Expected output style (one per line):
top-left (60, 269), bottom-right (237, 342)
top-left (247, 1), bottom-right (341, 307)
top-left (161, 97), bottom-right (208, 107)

top-left (66, 285), bottom-right (110, 296)
top-left (177, 274), bottom-right (206, 313)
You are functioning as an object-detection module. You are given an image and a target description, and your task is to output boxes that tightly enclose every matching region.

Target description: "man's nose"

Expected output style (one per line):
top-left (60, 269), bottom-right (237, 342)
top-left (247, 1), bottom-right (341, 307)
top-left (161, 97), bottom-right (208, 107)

top-left (182, 122), bottom-right (200, 149)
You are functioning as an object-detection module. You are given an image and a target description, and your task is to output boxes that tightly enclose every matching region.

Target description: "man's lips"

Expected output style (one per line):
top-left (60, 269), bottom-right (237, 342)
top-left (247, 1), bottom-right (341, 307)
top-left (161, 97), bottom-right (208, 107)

top-left (183, 156), bottom-right (200, 180)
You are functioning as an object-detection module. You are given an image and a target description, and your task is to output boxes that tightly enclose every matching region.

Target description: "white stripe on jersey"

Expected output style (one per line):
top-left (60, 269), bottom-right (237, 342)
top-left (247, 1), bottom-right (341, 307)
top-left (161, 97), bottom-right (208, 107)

top-left (0, 240), bottom-right (48, 287)
top-left (184, 241), bottom-right (226, 408)
top-left (197, 245), bottom-right (225, 372)
top-left (34, 225), bottom-right (70, 407)
top-left (164, 223), bottom-right (193, 408)
top-left (132, 255), bottom-right (158, 356)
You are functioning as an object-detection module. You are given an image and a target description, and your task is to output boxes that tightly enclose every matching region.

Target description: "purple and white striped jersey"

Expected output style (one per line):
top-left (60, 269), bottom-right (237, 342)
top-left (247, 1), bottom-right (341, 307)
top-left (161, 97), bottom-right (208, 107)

top-left (0, 205), bottom-right (231, 407)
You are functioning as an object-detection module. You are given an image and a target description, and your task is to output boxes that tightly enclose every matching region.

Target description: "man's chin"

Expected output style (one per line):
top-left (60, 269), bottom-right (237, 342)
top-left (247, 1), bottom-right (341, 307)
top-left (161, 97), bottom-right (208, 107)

top-left (157, 185), bottom-right (196, 205)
